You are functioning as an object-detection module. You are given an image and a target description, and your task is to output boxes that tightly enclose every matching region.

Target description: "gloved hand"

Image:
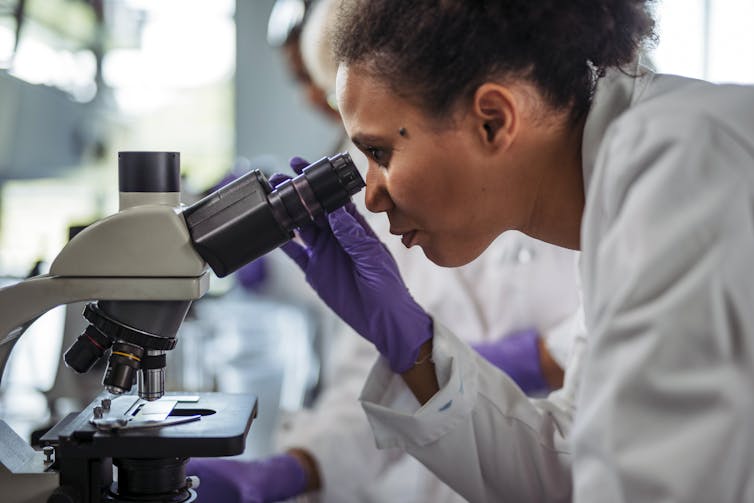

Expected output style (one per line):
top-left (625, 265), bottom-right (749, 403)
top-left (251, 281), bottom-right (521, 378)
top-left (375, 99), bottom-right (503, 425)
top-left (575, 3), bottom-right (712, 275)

top-left (472, 329), bottom-right (549, 395)
top-left (186, 454), bottom-right (307, 503)
top-left (235, 258), bottom-right (267, 291)
top-left (274, 157), bottom-right (433, 373)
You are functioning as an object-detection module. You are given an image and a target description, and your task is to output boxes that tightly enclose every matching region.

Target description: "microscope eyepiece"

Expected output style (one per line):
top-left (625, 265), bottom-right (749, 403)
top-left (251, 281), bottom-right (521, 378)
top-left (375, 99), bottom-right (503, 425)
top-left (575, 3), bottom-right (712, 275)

top-left (118, 151), bottom-right (180, 192)
top-left (184, 152), bottom-right (365, 277)
top-left (267, 153), bottom-right (363, 229)
top-left (304, 152), bottom-right (364, 210)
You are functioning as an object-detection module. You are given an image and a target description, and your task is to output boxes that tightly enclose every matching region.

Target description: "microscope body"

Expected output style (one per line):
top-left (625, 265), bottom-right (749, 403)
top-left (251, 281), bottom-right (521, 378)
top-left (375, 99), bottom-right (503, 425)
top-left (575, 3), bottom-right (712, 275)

top-left (0, 200), bottom-right (257, 500)
top-left (0, 152), bottom-right (219, 503)
top-left (0, 202), bottom-right (209, 384)
top-left (0, 151), bottom-right (363, 502)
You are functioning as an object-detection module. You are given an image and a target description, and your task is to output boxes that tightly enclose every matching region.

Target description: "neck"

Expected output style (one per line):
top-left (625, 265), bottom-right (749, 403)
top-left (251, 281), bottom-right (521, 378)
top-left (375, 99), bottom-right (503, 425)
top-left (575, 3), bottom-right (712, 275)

top-left (519, 116), bottom-right (586, 250)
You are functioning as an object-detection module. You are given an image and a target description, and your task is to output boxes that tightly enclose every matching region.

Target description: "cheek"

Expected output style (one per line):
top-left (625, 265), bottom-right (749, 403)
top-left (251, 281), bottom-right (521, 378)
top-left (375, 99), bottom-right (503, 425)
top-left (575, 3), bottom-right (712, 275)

top-left (390, 172), bottom-right (457, 231)
top-left (384, 164), bottom-right (428, 210)
top-left (385, 136), bottom-right (473, 218)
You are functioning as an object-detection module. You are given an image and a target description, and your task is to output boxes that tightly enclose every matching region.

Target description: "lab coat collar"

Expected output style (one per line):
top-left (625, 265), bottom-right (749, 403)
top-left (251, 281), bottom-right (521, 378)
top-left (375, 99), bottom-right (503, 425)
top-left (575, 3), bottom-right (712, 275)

top-left (581, 64), bottom-right (655, 194)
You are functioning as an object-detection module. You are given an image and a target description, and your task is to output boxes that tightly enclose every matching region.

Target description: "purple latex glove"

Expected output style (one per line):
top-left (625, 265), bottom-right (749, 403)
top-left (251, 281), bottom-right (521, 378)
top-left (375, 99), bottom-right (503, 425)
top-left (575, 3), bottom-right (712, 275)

top-left (236, 258), bottom-right (267, 291)
top-left (276, 157), bottom-right (433, 373)
top-left (186, 454), bottom-right (307, 503)
top-left (472, 328), bottom-right (549, 395)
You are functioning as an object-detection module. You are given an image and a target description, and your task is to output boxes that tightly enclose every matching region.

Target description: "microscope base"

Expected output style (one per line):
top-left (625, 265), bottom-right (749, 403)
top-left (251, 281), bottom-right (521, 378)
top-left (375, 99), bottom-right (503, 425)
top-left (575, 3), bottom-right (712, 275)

top-left (0, 419), bottom-right (58, 503)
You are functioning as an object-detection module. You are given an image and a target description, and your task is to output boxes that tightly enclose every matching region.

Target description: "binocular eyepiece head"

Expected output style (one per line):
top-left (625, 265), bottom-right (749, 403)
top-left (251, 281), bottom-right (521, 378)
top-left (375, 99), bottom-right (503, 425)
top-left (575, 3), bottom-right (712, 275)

top-left (184, 152), bottom-right (364, 277)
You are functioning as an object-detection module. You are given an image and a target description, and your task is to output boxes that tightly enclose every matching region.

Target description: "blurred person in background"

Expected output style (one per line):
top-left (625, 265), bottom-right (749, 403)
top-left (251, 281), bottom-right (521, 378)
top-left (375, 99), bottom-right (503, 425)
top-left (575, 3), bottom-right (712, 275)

top-left (187, 1), bottom-right (584, 501)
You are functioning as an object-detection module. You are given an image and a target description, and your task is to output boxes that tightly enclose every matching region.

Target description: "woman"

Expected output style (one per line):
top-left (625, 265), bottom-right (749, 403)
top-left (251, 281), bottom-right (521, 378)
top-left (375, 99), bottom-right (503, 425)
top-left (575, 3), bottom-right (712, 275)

top-left (279, 0), bottom-right (754, 501)
top-left (186, 2), bottom-right (583, 503)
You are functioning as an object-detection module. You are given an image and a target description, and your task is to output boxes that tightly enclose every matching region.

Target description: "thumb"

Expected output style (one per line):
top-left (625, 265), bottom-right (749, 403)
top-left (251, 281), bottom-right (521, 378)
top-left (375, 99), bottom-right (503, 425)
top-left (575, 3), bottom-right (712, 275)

top-left (268, 173), bottom-right (291, 188)
top-left (289, 156), bottom-right (310, 175)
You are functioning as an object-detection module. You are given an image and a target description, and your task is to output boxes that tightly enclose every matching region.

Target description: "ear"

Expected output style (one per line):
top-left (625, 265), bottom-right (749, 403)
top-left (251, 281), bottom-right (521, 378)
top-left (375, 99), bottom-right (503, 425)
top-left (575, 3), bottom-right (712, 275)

top-left (471, 83), bottom-right (518, 150)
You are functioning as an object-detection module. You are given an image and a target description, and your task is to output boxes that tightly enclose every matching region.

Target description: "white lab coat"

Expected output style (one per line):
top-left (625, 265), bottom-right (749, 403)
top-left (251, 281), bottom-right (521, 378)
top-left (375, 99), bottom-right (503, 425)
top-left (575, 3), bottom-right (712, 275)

top-left (276, 148), bottom-right (583, 502)
top-left (358, 68), bottom-right (754, 502)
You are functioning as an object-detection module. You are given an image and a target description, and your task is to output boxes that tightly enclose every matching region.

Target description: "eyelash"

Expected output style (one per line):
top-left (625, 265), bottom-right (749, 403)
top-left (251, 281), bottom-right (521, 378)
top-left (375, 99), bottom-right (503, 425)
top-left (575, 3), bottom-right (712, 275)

top-left (366, 146), bottom-right (390, 167)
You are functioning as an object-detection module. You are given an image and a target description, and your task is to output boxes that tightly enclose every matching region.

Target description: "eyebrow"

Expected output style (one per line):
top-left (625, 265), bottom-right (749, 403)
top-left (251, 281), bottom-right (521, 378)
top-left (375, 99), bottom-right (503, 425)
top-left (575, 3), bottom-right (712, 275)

top-left (351, 133), bottom-right (390, 147)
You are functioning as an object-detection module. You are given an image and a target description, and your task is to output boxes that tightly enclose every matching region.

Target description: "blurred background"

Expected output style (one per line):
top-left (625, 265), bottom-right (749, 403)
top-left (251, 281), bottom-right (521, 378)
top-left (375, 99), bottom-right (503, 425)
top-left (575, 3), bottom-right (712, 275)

top-left (0, 0), bottom-right (752, 459)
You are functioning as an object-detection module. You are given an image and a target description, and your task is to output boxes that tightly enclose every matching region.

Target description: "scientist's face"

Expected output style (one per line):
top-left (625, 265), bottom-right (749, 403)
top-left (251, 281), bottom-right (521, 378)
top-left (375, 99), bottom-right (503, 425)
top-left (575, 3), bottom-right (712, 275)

top-left (336, 65), bottom-right (530, 267)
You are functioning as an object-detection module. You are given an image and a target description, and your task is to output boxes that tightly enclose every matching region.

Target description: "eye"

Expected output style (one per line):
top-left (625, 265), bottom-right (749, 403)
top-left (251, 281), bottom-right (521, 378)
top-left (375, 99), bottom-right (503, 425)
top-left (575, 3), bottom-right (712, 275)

top-left (366, 146), bottom-right (391, 167)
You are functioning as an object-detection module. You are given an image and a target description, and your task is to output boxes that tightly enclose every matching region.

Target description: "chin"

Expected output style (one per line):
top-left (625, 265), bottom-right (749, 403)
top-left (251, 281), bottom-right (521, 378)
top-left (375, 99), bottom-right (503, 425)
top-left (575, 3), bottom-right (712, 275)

top-left (419, 244), bottom-right (479, 268)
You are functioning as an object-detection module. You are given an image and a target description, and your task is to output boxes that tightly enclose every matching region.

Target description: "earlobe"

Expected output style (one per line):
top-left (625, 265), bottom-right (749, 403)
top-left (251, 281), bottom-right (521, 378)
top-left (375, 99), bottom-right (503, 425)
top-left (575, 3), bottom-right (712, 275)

top-left (473, 83), bottom-right (517, 150)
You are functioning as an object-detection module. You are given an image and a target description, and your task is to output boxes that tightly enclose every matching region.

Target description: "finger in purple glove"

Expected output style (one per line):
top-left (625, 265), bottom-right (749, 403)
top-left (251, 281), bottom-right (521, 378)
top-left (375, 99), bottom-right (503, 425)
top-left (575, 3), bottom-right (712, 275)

top-left (289, 156), bottom-right (309, 174)
top-left (268, 173), bottom-right (291, 188)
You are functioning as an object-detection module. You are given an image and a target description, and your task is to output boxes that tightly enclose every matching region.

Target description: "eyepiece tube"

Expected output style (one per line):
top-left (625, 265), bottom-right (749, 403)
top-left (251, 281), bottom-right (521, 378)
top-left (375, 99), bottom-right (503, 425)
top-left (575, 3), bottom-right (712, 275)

top-left (184, 152), bottom-right (364, 277)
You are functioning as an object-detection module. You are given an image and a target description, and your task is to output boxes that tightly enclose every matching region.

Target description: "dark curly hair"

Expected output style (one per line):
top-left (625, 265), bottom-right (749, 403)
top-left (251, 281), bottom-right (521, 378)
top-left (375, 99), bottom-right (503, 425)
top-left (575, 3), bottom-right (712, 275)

top-left (333, 0), bottom-right (657, 121)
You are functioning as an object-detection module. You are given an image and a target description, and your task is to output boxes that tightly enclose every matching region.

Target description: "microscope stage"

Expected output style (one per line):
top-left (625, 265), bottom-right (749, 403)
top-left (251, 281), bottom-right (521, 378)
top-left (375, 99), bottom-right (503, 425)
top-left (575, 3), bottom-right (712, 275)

top-left (40, 392), bottom-right (257, 459)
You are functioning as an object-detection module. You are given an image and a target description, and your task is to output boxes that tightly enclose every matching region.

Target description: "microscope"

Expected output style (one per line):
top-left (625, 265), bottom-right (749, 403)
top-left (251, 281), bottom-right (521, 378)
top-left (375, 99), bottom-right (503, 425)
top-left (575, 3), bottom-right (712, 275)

top-left (0, 151), bottom-right (363, 503)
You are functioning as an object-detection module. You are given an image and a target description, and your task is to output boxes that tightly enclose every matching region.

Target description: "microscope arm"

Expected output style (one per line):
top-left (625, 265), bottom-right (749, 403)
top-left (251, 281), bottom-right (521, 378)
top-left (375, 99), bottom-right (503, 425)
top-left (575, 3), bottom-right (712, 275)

top-left (0, 204), bottom-right (210, 388)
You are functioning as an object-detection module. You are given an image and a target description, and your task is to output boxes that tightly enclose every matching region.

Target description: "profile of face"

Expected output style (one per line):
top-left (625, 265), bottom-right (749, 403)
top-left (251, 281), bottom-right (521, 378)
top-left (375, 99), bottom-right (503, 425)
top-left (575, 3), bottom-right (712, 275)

top-left (336, 65), bottom-right (537, 267)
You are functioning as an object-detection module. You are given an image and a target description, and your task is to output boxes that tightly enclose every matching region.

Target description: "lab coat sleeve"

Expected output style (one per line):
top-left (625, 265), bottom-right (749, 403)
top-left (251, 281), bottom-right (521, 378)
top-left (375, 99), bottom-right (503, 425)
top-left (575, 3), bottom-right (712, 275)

top-left (360, 322), bottom-right (573, 503)
top-left (573, 113), bottom-right (754, 501)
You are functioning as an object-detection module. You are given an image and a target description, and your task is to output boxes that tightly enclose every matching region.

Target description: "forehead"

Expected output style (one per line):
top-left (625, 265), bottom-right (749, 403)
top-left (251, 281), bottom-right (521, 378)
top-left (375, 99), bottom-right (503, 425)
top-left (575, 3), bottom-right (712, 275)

top-left (336, 63), bottom-right (468, 141)
top-left (336, 64), bottom-right (413, 132)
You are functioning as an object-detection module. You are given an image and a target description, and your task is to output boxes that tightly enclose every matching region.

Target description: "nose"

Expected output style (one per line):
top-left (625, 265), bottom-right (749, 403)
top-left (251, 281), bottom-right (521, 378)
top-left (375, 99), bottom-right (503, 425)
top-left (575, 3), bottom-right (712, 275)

top-left (364, 164), bottom-right (393, 213)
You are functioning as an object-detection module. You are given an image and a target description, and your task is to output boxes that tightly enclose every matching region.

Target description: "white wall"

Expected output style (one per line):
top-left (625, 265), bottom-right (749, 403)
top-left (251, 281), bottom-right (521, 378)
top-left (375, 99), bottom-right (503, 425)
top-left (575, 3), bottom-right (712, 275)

top-left (652, 0), bottom-right (754, 83)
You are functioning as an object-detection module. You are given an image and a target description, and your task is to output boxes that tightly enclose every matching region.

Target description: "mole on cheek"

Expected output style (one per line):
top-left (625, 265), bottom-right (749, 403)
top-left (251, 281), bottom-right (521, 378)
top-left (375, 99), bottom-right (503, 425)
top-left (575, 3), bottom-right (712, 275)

top-left (399, 127), bottom-right (408, 137)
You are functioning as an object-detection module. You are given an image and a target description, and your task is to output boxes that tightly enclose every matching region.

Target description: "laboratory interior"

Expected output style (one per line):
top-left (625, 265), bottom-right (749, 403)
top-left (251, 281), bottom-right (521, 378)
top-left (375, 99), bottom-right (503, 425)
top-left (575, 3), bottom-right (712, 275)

top-left (0, 1), bottom-right (752, 502)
